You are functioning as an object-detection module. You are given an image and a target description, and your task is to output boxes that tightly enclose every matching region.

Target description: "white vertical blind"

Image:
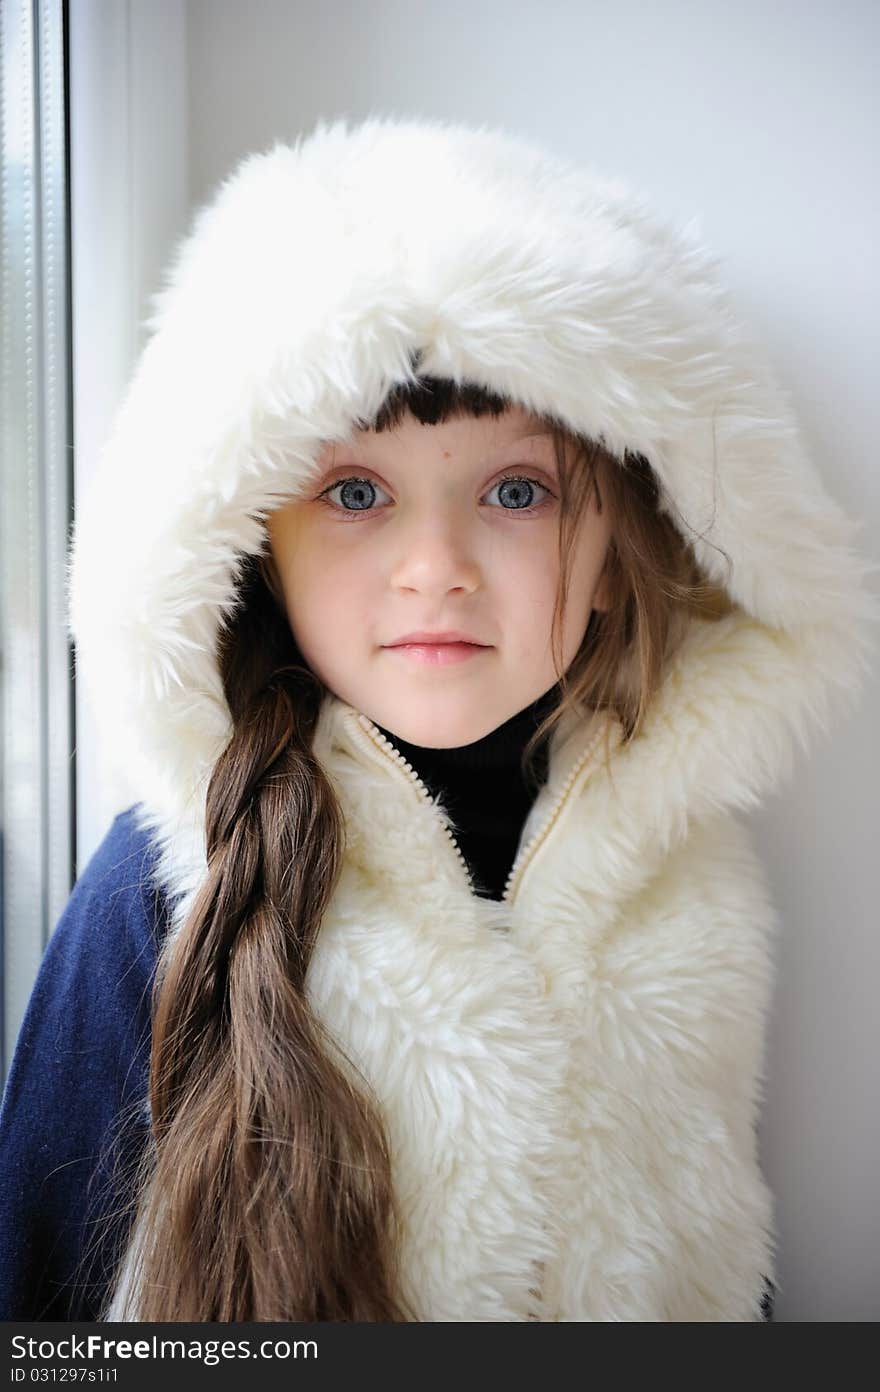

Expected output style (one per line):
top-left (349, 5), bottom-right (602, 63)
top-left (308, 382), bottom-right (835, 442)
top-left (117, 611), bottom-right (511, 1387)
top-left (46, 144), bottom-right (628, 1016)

top-left (0, 0), bottom-right (73, 1077)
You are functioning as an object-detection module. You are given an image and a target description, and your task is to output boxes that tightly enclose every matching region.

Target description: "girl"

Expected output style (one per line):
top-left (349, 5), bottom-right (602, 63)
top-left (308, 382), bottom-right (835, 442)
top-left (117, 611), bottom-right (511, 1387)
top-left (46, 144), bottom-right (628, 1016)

top-left (0, 114), bottom-right (875, 1323)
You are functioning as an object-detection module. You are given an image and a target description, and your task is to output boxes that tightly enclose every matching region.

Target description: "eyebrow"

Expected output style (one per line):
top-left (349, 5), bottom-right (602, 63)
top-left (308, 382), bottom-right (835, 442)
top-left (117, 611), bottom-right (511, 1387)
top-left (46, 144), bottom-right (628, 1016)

top-left (490, 432), bottom-right (558, 460)
top-left (501, 431), bottom-right (555, 446)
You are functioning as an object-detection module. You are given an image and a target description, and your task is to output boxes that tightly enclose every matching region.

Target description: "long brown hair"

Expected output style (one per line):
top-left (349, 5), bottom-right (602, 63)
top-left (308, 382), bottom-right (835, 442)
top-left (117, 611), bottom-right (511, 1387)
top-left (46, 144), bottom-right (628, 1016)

top-left (96, 374), bottom-right (734, 1321)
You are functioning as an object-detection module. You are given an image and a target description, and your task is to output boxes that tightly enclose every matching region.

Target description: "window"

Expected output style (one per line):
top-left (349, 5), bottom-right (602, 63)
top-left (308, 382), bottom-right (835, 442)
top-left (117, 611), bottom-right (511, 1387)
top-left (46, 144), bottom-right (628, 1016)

top-left (0, 0), bottom-right (75, 1080)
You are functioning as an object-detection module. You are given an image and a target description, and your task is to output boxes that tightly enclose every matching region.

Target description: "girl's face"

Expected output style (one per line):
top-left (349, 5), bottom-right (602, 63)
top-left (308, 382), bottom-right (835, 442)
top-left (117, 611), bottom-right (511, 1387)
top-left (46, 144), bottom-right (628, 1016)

top-left (265, 406), bottom-right (613, 748)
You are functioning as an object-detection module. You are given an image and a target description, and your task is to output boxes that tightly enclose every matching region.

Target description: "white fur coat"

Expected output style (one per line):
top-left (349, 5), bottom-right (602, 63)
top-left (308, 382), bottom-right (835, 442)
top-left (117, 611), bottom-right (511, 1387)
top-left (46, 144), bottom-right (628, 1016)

top-left (67, 115), bottom-right (877, 1321)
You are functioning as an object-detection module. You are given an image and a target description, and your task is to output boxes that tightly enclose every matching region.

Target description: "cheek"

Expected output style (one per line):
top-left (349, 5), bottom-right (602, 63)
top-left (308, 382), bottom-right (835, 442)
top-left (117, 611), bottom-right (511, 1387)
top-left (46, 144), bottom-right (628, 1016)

top-left (495, 528), bottom-right (560, 611)
top-left (569, 518), bottom-right (613, 614)
top-left (283, 530), bottom-right (374, 635)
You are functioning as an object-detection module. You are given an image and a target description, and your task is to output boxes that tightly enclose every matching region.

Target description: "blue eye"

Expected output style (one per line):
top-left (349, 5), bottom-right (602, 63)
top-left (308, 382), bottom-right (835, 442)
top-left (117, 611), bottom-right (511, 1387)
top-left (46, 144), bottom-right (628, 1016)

top-left (320, 477), bottom-right (390, 512)
top-left (484, 475), bottom-right (552, 512)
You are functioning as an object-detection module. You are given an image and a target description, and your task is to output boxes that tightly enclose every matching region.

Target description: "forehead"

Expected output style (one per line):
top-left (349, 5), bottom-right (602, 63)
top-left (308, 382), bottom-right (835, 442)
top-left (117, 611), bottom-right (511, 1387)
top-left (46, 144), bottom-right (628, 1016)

top-left (323, 405), bottom-right (557, 465)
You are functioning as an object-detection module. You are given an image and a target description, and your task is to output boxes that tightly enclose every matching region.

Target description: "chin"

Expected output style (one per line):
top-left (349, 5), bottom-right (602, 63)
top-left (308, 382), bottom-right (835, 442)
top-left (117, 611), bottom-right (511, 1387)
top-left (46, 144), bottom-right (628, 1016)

top-left (401, 717), bottom-right (494, 750)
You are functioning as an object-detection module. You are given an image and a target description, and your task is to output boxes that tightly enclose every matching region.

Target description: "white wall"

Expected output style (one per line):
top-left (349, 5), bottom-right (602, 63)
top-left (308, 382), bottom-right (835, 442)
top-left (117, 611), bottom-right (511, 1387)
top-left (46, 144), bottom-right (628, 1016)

top-left (73, 0), bottom-right (879, 1320)
top-left (69, 0), bottom-right (188, 859)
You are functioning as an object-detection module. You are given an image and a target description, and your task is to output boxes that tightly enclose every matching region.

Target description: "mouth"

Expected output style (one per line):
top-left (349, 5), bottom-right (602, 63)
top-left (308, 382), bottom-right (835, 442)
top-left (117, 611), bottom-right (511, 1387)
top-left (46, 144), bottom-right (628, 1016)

top-left (385, 630), bottom-right (489, 647)
top-left (383, 641), bottom-right (490, 667)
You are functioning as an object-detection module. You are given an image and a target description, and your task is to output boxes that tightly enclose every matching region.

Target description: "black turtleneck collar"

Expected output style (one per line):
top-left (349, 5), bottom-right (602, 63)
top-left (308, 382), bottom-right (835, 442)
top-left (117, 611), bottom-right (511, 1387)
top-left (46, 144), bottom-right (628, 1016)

top-left (372, 680), bottom-right (563, 900)
top-left (374, 678), bottom-right (561, 776)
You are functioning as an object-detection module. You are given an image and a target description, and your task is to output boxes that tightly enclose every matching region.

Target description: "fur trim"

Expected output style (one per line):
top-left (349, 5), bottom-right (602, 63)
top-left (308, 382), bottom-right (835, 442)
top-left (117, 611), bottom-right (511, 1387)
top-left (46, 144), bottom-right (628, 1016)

top-left (68, 113), bottom-right (877, 905)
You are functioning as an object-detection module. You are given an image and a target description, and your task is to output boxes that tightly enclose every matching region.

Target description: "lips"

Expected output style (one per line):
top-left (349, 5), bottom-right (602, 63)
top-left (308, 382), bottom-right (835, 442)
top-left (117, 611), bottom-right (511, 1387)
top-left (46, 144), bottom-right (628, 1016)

top-left (385, 631), bottom-right (489, 647)
top-left (385, 640), bottom-right (489, 667)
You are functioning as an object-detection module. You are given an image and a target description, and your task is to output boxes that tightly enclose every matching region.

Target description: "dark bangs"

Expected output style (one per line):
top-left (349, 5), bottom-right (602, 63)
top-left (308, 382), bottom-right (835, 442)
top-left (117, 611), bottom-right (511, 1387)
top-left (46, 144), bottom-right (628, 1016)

top-left (358, 373), bottom-right (516, 432)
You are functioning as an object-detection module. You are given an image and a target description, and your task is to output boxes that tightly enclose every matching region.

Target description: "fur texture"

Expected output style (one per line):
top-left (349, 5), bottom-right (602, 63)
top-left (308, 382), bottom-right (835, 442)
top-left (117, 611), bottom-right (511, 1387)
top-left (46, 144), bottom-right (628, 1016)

top-left (68, 114), bottom-right (878, 1320)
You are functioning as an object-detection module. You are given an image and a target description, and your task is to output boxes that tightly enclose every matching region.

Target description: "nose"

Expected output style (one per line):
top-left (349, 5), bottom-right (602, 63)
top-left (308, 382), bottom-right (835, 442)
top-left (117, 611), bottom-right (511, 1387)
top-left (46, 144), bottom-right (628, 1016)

top-left (388, 508), bottom-right (482, 596)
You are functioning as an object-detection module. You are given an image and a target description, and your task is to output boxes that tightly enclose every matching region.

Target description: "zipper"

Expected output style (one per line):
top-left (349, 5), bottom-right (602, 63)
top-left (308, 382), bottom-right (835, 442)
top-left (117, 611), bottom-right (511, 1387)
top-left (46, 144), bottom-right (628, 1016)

top-left (348, 713), bottom-right (479, 893)
top-left (347, 709), bottom-right (611, 908)
top-left (500, 718), bottom-right (609, 905)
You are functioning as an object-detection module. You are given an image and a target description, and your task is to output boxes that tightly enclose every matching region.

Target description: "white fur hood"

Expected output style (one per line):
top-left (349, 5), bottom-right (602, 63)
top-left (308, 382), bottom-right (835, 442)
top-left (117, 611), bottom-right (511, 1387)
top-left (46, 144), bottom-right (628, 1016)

top-left (66, 114), bottom-right (877, 1320)
top-left (68, 113), bottom-right (876, 895)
